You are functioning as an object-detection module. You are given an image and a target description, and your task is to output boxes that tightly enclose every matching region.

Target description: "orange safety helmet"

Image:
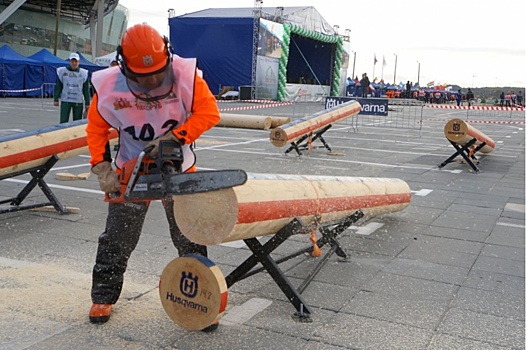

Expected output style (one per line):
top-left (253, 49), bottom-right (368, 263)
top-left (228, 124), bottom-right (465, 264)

top-left (118, 23), bottom-right (171, 76)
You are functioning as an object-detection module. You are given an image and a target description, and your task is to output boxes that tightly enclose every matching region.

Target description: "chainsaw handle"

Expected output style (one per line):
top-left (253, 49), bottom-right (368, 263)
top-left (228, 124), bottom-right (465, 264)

top-left (143, 145), bottom-right (155, 155)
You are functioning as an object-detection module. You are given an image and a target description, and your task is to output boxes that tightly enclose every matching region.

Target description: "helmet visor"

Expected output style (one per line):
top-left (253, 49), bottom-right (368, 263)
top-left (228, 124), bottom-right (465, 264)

top-left (125, 66), bottom-right (175, 103)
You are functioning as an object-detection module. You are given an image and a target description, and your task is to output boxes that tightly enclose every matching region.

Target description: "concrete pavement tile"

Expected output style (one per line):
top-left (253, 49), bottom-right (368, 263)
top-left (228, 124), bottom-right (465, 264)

top-left (447, 203), bottom-right (504, 216)
top-left (176, 323), bottom-right (337, 350)
top-left (489, 184), bottom-right (526, 198)
top-left (242, 299), bottom-right (334, 340)
top-left (341, 290), bottom-right (449, 329)
top-left (472, 255), bottom-right (525, 278)
top-left (453, 192), bottom-right (510, 209)
top-left (486, 224), bottom-right (525, 248)
top-left (256, 276), bottom-right (358, 311)
top-left (451, 286), bottom-right (524, 320)
top-left (382, 257), bottom-right (469, 285)
top-left (0, 231), bottom-right (96, 264)
top-left (431, 210), bottom-right (497, 234)
top-left (0, 311), bottom-right (71, 350)
top-left (397, 238), bottom-right (480, 268)
top-left (438, 307), bottom-right (525, 348)
top-left (385, 205), bottom-right (444, 225)
top-left (428, 333), bottom-right (513, 350)
top-left (481, 243), bottom-right (524, 261)
top-left (463, 270), bottom-right (525, 297)
top-left (313, 312), bottom-right (433, 350)
top-left (287, 251), bottom-right (391, 288)
top-left (345, 235), bottom-right (409, 256)
top-left (361, 272), bottom-right (458, 303)
top-left (422, 225), bottom-right (490, 242)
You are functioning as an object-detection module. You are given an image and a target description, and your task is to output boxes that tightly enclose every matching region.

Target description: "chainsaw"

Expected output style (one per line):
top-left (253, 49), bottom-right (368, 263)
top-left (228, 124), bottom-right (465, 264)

top-left (105, 140), bottom-right (247, 203)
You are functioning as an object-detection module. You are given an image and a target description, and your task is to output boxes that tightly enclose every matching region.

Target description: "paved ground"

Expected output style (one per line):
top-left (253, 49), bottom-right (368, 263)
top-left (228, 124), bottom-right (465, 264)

top-left (0, 97), bottom-right (524, 350)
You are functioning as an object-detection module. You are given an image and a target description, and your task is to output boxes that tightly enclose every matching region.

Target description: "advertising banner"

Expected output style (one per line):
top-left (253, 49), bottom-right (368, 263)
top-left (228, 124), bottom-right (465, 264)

top-left (325, 96), bottom-right (388, 116)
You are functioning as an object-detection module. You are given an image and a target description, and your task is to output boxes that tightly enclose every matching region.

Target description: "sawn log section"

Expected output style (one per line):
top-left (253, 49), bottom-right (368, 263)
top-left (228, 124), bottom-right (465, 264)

top-left (173, 173), bottom-right (411, 246)
top-left (444, 118), bottom-right (495, 153)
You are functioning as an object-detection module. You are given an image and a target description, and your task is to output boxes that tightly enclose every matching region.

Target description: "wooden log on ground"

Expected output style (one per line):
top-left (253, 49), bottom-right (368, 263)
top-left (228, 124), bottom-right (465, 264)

top-left (0, 120), bottom-right (118, 178)
top-left (173, 173), bottom-right (411, 246)
top-left (444, 118), bottom-right (495, 153)
top-left (269, 100), bottom-right (361, 147)
top-left (218, 113), bottom-right (272, 130)
top-left (218, 114), bottom-right (291, 130)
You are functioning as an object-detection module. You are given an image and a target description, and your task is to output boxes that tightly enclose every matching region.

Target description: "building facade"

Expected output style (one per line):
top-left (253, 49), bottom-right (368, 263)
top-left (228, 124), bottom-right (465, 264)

top-left (0, 3), bottom-right (128, 61)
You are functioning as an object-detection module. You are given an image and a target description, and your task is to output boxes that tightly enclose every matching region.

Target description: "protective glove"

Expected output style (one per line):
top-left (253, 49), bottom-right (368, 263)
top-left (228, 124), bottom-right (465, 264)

top-left (145, 131), bottom-right (181, 157)
top-left (92, 161), bottom-right (121, 193)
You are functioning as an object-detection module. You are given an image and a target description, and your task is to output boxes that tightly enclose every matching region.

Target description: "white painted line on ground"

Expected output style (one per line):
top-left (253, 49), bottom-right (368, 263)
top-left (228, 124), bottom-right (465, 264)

top-left (314, 165), bottom-right (348, 170)
top-left (220, 241), bottom-right (246, 248)
top-left (3, 178), bottom-right (103, 194)
top-left (440, 169), bottom-right (463, 174)
top-left (412, 189), bottom-right (433, 196)
top-left (51, 164), bottom-right (91, 171)
top-left (350, 222), bottom-right (384, 235)
top-left (504, 203), bottom-right (525, 213)
top-left (496, 222), bottom-right (526, 229)
top-left (221, 298), bottom-right (273, 326)
top-left (0, 128), bottom-right (25, 132)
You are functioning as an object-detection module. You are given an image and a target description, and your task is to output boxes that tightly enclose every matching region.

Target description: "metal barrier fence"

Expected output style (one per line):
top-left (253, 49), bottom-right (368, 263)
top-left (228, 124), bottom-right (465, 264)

top-left (40, 83), bottom-right (56, 109)
top-left (330, 98), bottom-right (424, 136)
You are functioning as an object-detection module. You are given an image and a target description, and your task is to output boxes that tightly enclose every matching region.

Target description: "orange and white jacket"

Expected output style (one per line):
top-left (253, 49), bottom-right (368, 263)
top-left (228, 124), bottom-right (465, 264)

top-left (86, 57), bottom-right (220, 172)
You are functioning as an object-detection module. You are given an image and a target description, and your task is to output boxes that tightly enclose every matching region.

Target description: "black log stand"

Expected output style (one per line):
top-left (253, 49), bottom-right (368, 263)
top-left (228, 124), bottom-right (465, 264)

top-left (225, 210), bottom-right (364, 321)
top-left (284, 125), bottom-right (332, 156)
top-left (438, 138), bottom-right (487, 172)
top-left (0, 156), bottom-right (68, 214)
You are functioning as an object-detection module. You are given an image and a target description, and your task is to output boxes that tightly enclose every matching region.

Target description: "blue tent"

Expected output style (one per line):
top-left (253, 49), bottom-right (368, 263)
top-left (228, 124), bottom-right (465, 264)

top-left (0, 45), bottom-right (44, 97)
top-left (27, 49), bottom-right (69, 96)
top-left (169, 7), bottom-right (338, 97)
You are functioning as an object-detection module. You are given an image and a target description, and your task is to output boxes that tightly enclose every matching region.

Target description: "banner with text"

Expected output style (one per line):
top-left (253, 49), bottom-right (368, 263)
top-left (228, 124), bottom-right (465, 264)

top-left (325, 97), bottom-right (388, 116)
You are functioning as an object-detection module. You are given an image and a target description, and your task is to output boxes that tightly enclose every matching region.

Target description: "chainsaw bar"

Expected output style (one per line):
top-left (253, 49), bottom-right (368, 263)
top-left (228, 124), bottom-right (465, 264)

top-left (124, 169), bottom-right (248, 200)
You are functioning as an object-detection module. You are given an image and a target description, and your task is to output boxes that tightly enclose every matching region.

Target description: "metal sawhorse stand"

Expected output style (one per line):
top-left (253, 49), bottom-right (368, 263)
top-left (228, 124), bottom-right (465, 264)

top-left (0, 155), bottom-right (68, 214)
top-left (284, 125), bottom-right (333, 156)
top-left (438, 138), bottom-right (487, 172)
top-left (225, 210), bottom-right (364, 320)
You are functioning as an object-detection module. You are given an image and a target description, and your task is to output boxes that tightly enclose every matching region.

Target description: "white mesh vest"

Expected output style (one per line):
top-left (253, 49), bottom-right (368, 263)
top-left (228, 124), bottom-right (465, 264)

top-left (56, 67), bottom-right (89, 103)
top-left (91, 57), bottom-right (197, 171)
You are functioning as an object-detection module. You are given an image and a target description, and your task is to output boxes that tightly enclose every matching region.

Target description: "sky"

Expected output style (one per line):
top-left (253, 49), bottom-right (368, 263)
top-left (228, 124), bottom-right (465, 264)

top-left (119, 0), bottom-right (525, 88)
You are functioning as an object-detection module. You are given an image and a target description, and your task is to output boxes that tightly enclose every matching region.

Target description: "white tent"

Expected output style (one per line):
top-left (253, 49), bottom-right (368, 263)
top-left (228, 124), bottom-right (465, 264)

top-left (94, 51), bottom-right (117, 67)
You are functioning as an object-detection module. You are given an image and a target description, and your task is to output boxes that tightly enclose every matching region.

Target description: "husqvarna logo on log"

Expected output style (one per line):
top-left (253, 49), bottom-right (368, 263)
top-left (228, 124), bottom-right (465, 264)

top-left (453, 123), bottom-right (461, 132)
top-left (180, 271), bottom-right (198, 298)
top-left (142, 55), bottom-right (154, 67)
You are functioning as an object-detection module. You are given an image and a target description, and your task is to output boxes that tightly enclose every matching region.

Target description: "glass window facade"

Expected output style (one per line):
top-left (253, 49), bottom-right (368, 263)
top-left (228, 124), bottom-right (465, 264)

top-left (0, 4), bottom-right (128, 60)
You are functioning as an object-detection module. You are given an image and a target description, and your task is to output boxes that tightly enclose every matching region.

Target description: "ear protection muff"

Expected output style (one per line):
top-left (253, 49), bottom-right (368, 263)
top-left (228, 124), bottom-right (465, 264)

top-left (116, 36), bottom-right (173, 78)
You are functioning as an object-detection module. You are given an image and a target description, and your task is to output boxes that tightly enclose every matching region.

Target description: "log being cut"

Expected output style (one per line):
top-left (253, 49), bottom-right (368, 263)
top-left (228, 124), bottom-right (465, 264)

top-left (173, 173), bottom-right (411, 246)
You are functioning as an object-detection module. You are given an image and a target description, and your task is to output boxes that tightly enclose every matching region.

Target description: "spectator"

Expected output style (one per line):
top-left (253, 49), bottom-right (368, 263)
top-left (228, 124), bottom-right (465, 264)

top-left (499, 92), bottom-right (505, 107)
top-left (53, 52), bottom-right (91, 123)
top-left (456, 89), bottom-right (462, 107)
top-left (466, 88), bottom-right (474, 107)
top-left (360, 73), bottom-right (370, 98)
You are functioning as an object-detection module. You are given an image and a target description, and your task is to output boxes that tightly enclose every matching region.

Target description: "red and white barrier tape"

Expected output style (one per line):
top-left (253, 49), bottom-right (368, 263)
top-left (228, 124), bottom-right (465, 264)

top-left (421, 118), bottom-right (525, 125)
top-left (219, 101), bottom-right (295, 112)
top-left (425, 104), bottom-right (524, 112)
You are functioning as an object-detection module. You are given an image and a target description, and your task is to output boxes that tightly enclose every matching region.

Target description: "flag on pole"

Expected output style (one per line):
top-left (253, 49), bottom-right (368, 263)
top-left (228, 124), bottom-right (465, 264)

top-left (427, 81), bottom-right (435, 87)
top-left (374, 54), bottom-right (378, 65)
top-left (382, 55), bottom-right (386, 67)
